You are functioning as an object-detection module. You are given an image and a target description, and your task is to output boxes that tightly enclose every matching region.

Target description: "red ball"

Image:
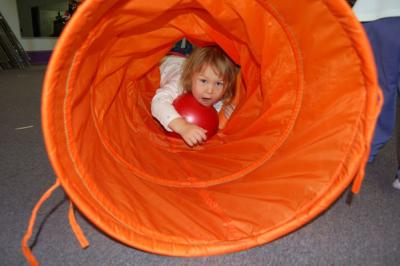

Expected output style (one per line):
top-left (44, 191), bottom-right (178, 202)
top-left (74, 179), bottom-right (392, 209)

top-left (173, 93), bottom-right (219, 138)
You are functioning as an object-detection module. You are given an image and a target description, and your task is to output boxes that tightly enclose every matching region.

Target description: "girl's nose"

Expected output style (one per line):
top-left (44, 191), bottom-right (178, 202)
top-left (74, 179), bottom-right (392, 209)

top-left (205, 85), bottom-right (213, 93)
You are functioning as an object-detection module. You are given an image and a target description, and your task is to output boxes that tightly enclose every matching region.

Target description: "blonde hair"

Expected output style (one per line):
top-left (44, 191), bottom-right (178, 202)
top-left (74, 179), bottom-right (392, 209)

top-left (180, 46), bottom-right (238, 103)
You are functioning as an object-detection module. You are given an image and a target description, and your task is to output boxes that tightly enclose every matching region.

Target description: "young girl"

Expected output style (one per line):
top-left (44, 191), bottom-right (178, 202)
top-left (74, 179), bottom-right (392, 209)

top-left (151, 46), bottom-right (238, 147)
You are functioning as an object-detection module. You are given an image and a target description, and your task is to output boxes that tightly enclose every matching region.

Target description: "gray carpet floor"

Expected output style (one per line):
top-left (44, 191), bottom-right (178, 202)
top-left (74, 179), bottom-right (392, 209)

top-left (1, 66), bottom-right (399, 266)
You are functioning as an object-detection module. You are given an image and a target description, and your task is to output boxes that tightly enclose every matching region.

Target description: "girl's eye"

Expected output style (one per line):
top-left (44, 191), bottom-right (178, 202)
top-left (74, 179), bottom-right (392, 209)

top-left (200, 79), bottom-right (207, 84)
top-left (216, 81), bottom-right (224, 87)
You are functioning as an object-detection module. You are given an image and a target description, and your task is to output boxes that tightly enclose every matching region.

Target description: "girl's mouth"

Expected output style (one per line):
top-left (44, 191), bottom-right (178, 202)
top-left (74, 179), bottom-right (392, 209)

top-left (200, 97), bottom-right (212, 106)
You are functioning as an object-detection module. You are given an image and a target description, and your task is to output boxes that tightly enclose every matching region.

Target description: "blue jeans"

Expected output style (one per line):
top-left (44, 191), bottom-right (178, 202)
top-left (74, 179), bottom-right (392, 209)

top-left (362, 17), bottom-right (400, 163)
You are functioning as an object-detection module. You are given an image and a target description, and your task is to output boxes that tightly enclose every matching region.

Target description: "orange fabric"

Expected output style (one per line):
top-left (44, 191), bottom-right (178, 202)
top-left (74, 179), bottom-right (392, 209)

top-left (22, 179), bottom-right (61, 266)
top-left (22, 179), bottom-right (90, 265)
top-left (37, 0), bottom-right (381, 260)
top-left (68, 202), bottom-right (90, 248)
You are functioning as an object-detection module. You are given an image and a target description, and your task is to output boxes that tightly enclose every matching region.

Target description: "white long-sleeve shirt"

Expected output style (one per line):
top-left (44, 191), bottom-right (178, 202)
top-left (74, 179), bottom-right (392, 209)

top-left (353, 0), bottom-right (400, 21)
top-left (151, 56), bottom-right (223, 131)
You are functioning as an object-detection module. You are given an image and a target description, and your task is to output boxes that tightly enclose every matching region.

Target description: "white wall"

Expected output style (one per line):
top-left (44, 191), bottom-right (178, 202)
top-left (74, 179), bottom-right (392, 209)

top-left (0, 0), bottom-right (57, 51)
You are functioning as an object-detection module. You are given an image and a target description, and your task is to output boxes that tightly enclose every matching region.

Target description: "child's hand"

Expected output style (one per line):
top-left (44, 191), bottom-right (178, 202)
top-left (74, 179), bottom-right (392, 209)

top-left (179, 123), bottom-right (207, 147)
top-left (223, 104), bottom-right (235, 119)
top-left (168, 118), bottom-right (207, 147)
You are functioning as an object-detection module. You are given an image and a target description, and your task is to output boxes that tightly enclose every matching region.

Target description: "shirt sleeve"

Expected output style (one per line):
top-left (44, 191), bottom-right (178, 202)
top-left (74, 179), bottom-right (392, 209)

top-left (151, 56), bottom-right (185, 131)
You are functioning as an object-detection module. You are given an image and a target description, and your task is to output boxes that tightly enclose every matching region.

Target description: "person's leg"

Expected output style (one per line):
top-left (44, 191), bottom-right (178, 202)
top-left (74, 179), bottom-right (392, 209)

top-left (363, 17), bottom-right (400, 162)
top-left (393, 94), bottom-right (400, 189)
top-left (397, 96), bottom-right (400, 169)
top-left (392, 27), bottom-right (400, 189)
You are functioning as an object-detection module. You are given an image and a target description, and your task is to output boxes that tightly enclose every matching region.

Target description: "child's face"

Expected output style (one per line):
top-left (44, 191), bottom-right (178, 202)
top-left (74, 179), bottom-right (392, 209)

top-left (191, 65), bottom-right (227, 107)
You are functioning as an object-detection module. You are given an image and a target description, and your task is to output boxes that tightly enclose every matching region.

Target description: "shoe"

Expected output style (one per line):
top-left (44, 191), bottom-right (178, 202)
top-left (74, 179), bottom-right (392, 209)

top-left (170, 38), bottom-right (193, 56)
top-left (393, 178), bottom-right (400, 190)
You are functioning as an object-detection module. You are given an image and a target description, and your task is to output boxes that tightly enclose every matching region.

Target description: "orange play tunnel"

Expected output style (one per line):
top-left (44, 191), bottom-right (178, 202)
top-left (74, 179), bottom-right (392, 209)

top-left (39, 0), bottom-right (380, 257)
